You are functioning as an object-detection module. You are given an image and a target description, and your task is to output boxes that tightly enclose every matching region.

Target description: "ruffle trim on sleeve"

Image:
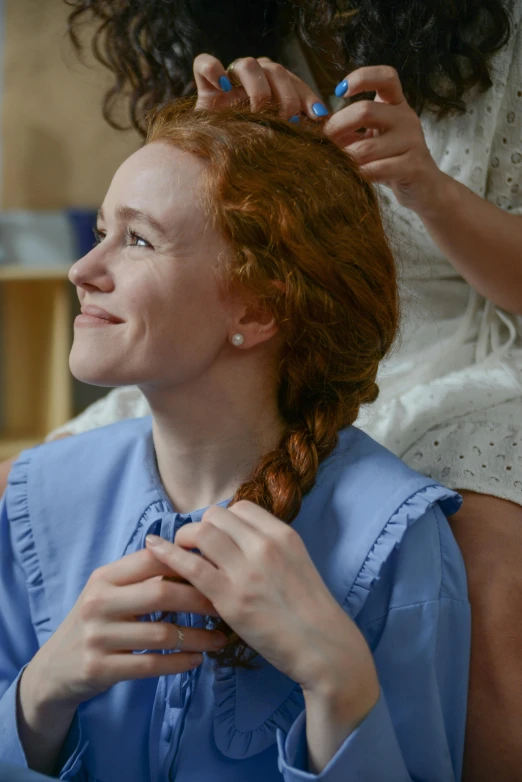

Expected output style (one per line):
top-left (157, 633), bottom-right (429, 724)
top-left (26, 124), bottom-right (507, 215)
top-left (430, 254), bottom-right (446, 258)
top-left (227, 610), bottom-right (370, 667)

top-left (6, 452), bottom-right (51, 636)
top-left (213, 664), bottom-right (305, 760)
top-left (343, 483), bottom-right (462, 618)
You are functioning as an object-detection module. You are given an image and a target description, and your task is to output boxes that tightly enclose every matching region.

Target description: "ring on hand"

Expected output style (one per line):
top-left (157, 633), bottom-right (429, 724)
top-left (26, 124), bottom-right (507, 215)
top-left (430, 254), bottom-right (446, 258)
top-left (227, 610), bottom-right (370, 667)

top-left (173, 625), bottom-right (185, 652)
top-left (226, 59), bottom-right (243, 88)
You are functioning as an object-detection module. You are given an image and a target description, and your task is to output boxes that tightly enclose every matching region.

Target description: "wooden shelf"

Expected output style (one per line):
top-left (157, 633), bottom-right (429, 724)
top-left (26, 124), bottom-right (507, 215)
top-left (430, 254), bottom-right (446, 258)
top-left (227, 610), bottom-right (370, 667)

top-left (0, 273), bottom-right (74, 453)
top-left (0, 264), bottom-right (72, 281)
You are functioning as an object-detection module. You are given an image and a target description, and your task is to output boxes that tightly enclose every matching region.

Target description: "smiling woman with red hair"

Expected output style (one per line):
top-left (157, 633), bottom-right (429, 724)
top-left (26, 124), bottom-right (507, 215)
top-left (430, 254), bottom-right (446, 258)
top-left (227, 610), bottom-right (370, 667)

top-left (0, 102), bottom-right (469, 782)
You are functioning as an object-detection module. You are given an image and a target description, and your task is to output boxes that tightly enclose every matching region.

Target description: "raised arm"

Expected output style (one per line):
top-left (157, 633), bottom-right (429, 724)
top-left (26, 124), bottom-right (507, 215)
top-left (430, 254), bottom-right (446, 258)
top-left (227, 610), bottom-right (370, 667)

top-left (325, 57), bottom-right (522, 314)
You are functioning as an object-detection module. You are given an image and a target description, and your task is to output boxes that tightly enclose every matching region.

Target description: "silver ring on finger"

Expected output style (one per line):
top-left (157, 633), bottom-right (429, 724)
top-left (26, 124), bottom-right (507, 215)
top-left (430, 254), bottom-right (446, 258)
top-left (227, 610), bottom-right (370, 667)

top-left (226, 59), bottom-right (243, 88)
top-left (173, 625), bottom-right (185, 652)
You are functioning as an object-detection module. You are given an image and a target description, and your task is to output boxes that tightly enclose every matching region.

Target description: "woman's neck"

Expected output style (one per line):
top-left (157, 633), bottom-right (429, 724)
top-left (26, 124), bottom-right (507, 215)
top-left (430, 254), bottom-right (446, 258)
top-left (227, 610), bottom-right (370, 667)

top-left (146, 370), bottom-right (284, 514)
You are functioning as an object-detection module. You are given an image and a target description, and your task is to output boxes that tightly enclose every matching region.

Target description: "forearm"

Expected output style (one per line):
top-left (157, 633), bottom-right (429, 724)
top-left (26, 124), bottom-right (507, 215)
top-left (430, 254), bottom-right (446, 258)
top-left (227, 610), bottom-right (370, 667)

top-left (17, 661), bottom-right (78, 776)
top-left (418, 172), bottom-right (522, 314)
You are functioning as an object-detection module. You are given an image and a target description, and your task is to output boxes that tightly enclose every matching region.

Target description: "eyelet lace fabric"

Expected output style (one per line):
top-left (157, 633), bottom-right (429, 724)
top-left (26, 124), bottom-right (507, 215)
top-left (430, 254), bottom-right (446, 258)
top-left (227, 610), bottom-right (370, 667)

top-left (357, 4), bottom-right (522, 503)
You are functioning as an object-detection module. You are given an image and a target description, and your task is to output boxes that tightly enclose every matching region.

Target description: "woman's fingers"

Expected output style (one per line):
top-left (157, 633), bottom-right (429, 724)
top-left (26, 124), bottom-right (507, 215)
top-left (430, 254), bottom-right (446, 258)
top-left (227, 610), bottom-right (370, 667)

top-left (146, 538), bottom-right (223, 602)
top-left (101, 621), bottom-right (226, 653)
top-left (325, 99), bottom-right (401, 143)
top-left (336, 65), bottom-right (406, 105)
top-left (193, 52), bottom-right (235, 94)
top-left (193, 52), bottom-right (247, 109)
top-left (358, 154), bottom-right (410, 183)
top-left (193, 52), bottom-right (328, 120)
top-left (255, 58), bottom-right (301, 118)
top-left (225, 56), bottom-right (273, 110)
top-left (327, 65), bottom-right (406, 147)
top-left (225, 499), bottom-right (296, 540)
top-left (173, 503), bottom-right (298, 563)
top-left (105, 651), bottom-right (205, 680)
top-left (93, 547), bottom-right (182, 588)
top-left (256, 58), bottom-right (326, 120)
top-left (345, 130), bottom-right (413, 166)
top-left (101, 577), bottom-right (219, 619)
top-left (174, 514), bottom-right (247, 567)
top-left (285, 70), bottom-right (330, 120)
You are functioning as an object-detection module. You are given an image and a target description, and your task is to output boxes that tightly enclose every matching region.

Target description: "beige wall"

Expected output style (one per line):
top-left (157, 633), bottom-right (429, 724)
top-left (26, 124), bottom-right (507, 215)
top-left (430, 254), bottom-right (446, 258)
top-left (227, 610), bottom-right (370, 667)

top-left (2, 0), bottom-right (141, 209)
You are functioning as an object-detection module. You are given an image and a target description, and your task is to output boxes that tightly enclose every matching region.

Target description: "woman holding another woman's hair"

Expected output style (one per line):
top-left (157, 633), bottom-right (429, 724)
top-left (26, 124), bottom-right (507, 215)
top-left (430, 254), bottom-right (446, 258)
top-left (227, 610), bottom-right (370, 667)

top-left (0, 99), bottom-right (469, 779)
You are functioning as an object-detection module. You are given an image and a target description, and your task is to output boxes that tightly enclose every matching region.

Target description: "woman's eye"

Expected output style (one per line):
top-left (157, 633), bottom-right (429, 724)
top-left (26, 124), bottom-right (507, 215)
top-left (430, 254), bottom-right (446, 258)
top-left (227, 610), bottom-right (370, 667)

top-left (91, 227), bottom-right (152, 249)
top-left (128, 230), bottom-right (152, 248)
top-left (92, 227), bottom-right (105, 246)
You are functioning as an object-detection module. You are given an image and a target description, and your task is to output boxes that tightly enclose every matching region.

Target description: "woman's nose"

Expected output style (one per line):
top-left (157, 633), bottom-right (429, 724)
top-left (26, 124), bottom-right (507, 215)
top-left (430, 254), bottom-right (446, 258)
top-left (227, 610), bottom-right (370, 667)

top-left (69, 246), bottom-right (114, 293)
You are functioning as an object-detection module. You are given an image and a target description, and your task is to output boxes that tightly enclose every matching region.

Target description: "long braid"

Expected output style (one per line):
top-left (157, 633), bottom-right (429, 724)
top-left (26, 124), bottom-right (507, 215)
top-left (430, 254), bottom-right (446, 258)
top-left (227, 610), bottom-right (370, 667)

top-left (147, 100), bottom-right (398, 667)
top-left (205, 365), bottom-right (381, 666)
top-left (233, 414), bottom-right (335, 523)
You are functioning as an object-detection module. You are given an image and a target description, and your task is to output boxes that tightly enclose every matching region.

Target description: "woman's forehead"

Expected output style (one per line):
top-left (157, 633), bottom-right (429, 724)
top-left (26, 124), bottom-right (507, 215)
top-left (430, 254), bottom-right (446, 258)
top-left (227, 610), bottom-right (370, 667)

top-left (104, 142), bottom-right (207, 226)
top-left (119, 142), bottom-right (204, 192)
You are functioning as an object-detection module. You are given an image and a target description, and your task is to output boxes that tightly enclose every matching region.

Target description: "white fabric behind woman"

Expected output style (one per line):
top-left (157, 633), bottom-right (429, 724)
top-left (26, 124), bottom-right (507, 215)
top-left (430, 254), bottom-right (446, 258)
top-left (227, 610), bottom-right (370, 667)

top-left (357, 6), bottom-right (522, 504)
top-left (50, 8), bottom-right (522, 504)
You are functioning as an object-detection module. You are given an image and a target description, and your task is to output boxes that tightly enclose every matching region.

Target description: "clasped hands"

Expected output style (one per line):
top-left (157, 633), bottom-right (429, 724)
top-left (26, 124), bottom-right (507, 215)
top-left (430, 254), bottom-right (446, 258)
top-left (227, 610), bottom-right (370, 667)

top-left (146, 500), bottom-right (379, 725)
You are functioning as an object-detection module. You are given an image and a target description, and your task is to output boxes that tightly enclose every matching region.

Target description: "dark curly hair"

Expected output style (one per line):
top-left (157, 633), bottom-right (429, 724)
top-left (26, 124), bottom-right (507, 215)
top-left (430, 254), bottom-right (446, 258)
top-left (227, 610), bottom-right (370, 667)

top-left (65, 0), bottom-right (513, 133)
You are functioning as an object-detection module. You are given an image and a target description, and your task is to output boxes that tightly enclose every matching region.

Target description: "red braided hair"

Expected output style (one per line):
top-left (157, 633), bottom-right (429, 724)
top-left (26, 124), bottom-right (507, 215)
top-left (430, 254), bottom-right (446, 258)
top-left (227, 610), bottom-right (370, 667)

top-left (147, 100), bottom-right (399, 666)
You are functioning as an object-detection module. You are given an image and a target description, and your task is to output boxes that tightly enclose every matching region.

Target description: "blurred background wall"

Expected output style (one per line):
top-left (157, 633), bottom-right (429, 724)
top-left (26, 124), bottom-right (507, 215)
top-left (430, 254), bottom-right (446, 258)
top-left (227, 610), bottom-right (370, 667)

top-left (2, 0), bottom-right (139, 210)
top-left (0, 0), bottom-right (141, 455)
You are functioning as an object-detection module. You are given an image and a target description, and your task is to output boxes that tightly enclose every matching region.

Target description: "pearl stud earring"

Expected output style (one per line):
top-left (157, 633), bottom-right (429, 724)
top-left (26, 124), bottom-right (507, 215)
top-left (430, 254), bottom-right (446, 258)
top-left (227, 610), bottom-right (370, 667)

top-left (231, 333), bottom-right (244, 347)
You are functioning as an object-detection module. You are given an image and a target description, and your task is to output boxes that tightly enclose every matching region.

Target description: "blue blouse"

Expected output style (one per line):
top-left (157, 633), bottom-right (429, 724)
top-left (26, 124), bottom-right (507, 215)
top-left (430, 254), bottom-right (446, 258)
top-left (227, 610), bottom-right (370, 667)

top-left (0, 418), bottom-right (470, 781)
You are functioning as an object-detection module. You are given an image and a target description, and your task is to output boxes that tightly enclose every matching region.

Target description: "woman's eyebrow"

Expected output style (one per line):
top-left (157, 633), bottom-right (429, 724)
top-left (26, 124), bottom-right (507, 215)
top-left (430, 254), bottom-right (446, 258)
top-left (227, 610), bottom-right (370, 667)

top-left (97, 205), bottom-right (166, 236)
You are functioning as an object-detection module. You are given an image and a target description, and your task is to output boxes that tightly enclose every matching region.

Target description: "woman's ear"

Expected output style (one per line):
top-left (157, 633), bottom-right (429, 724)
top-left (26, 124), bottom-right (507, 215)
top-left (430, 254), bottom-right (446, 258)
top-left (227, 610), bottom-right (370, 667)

top-left (230, 296), bottom-right (279, 349)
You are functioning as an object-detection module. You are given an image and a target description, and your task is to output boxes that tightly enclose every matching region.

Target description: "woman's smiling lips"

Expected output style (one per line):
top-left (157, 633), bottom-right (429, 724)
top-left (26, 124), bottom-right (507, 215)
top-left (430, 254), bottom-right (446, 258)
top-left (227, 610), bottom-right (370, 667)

top-left (75, 305), bottom-right (125, 327)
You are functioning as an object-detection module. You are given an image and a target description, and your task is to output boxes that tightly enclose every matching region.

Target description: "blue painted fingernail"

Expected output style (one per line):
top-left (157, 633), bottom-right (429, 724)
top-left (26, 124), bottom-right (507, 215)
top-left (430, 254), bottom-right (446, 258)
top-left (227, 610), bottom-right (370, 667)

top-left (289, 115), bottom-right (300, 123)
top-left (219, 75), bottom-right (233, 92)
top-left (335, 79), bottom-right (348, 97)
top-left (312, 102), bottom-right (329, 117)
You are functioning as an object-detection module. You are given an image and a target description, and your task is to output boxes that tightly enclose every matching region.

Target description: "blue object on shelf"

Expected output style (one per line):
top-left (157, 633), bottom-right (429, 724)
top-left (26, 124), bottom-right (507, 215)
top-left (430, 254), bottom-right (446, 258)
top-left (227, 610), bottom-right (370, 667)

top-left (66, 208), bottom-right (98, 259)
top-left (0, 211), bottom-right (77, 266)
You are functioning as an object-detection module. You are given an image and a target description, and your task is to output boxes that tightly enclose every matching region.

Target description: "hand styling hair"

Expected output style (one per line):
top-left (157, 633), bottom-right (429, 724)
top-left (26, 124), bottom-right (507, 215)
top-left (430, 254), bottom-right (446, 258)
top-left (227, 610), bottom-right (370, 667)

top-left (146, 100), bottom-right (399, 666)
top-left (65, 0), bottom-right (512, 133)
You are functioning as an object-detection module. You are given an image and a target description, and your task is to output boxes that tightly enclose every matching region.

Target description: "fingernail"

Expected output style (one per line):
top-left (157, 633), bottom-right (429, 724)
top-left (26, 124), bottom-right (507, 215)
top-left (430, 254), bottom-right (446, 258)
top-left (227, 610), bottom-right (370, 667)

top-left (312, 102), bottom-right (329, 117)
top-left (146, 534), bottom-right (165, 549)
top-left (190, 654), bottom-right (203, 666)
top-left (289, 115), bottom-right (300, 123)
top-left (213, 633), bottom-right (228, 648)
top-left (219, 75), bottom-right (233, 92)
top-left (334, 79), bottom-right (348, 97)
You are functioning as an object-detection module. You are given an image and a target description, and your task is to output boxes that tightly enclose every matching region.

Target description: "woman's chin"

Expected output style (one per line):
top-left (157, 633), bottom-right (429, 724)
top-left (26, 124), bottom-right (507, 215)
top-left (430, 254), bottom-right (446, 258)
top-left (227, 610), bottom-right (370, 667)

top-left (69, 355), bottom-right (124, 388)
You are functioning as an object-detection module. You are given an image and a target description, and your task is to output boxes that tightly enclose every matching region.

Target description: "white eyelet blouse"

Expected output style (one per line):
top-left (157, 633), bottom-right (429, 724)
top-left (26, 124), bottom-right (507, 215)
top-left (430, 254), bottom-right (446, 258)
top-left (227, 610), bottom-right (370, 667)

top-left (356, 2), bottom-right (522, 504)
